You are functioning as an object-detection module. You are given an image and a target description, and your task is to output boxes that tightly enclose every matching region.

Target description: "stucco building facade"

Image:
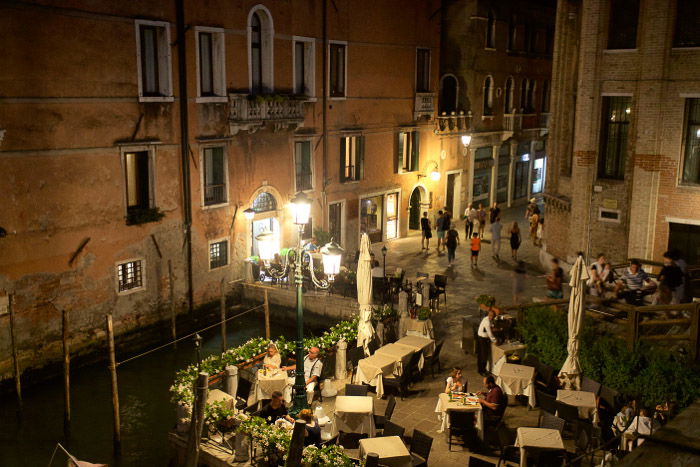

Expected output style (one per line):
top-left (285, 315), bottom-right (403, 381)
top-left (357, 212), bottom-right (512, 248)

top-left (544, 0), bottom-right (700, 267)
top-left (0, 0), bottom-right (448, 381)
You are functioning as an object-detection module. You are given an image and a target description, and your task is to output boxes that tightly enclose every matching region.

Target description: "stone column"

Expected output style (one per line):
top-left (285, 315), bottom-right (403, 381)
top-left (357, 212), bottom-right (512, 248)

top-left (225, 365), bottom-right (238, 399)
top-left (490, 145), bottom-right (499, 205)
top-left (507, 142), bottom-right (516, 208)
top-left (335, 339), bottom-right (347, 380)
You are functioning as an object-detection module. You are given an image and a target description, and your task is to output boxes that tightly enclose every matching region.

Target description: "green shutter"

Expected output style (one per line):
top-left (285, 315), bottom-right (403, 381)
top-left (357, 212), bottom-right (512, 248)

top-left (339, 137), bottom-right (346, 182)
top-left (411, 132), bottom-right (420, 172)
top-left (396, 132), bottom-right (404, 173)
top-left (358, 136), bottom-right (365, 180)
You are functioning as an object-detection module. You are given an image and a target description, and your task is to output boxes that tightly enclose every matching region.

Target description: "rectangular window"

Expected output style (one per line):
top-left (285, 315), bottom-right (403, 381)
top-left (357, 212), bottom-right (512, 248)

top-left (124, 151), bottom-right (152, 213)
top-left (674, 0), bottom-right (700, 47)
top-left (397, 131), bottom-right (420, 173)
top-left (136, 20), bottom-right (172, 100)
top-left (607, 0), bottom-right (639, 49)
top-left (329, 42), bottom-right (346, 98)
top-left (203, 146), bottom-right (227, 206)
top-left (681, 98), bottom-right (700, 185)
top-left (293, 38), bottom-right (315, 96)
top-left (340, 135), bottom-right (363, 182)
top-left (209, 240), bottom-right (228, 269)
top-left (117, 260), bottom-right (144, 292)
top-left (329, 202), bottom-right (342, 245)
top-left (386, 193), bottom-right (398, 240)
top-left (598, 96), bottom-right (631, 179)
top-left (196, 28), bottom-right (226, 100)
top-left (416, 48), bottom-right (430, 93)
top-left (295, 140), bottom-right (313, 191)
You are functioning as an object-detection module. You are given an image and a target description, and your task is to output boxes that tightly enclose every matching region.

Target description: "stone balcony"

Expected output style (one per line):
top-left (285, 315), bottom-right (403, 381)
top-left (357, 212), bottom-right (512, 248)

top-left (434, 110), bottom-right (472, 134)
top-left (414, 92), bottom-right (436, 120)
top-left (228, 93), bottom-right (309, 135)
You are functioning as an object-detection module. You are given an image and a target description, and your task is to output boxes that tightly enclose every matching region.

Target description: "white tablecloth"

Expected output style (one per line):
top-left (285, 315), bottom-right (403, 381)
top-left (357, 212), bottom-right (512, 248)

top-left (359, 436), bottom-right (411, 467)
top-left (334, 395), bottom-right (376, 437)
top-left (515, 427), bottom-right (564, 467)
top-left (354, 353), bottom-right (399, 399)
top-left (489, 341), bottom-right (527, 374)
top-left (395, 335), bottom-right (435, 357)
top-left (434, 392), bottom-right (484, 439)
top-left (557, 389), bottom-right (599, 423)
top-left (248, 370), bottom-right (291, 405)
top-left (375, 343), bottom-right (415, 374)
top-left (495, 363), bottom-right (536, 408)
top-left (404, 318), bottom-right (434, 339)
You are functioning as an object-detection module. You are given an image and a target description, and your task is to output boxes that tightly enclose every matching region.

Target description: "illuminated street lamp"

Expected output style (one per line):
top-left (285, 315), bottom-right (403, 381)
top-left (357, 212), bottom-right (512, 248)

top-left (243, 208), bottom-right (255, 220)
top-left (461, 134), bottom-right (472, 156)
top-left (290, 191), bottom-right (312, 225)
top-left (320, 240), bottom-right (344, 281)
top-left (254, 231), bottom-right (276, 262)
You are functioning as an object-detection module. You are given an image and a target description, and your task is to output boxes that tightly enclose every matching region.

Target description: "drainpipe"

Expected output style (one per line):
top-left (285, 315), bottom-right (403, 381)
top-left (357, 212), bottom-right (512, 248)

top-left (321, 0), bottom-right (328, 228)
top-left (176, 0), bottom-right (194, 314)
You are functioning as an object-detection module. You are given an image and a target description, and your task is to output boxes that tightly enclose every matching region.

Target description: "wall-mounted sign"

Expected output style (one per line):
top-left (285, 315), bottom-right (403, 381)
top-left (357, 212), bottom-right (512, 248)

top-left (602, 199), bottom-right (618, 210)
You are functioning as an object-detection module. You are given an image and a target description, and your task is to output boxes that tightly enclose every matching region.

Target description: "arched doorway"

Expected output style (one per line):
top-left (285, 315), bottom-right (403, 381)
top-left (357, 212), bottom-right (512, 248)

top-left (409, 186), bottom-right (426, 230)
top-left (250, 191), bottom-right (279, 257)
top-left (439, 74), bottom-right (458, 114)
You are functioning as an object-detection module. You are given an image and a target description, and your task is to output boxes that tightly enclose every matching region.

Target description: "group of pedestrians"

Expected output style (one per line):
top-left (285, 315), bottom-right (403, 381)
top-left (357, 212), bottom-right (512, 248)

top-left (419, 201), bottom-right (532, 269)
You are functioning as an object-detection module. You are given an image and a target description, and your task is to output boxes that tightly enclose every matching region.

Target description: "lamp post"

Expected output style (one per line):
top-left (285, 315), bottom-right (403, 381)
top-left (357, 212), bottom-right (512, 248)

top-left (381, 245), bottom-right (387, 276)
top-left (254, 192), bottom-right (343, 415)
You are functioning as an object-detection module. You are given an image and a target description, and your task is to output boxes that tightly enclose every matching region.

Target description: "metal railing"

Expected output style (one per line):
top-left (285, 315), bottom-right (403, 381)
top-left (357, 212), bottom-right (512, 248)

top-left (204, 184), bottom-right (227, 205)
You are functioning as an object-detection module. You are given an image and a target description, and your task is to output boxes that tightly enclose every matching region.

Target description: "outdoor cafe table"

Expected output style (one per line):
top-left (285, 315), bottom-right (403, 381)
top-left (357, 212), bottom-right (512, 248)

top-left (354, 353), bottom-right (399, 399)
top-left (375, 343), bottom-right (415, 374)
top-left (489, 341), bottom-right (527, 374)
top-left (515, 427), bottom-right (565, 467)
top-left (334, 395), bottom-right (376, 437)
top-left (404, 317), bottom-right (434, 339)
top-left (495, 363), bottom-right (536, 408)
top-left (249, 369), bottom-right (291, 405)
top-left (557, 389), bottom-right (599, 423)
top-left (434, 392), bottom-right (484, 439)
top-left (359, 436), bottom-right (411, 467)
top-left (395, 335), bottom-right (435, 357)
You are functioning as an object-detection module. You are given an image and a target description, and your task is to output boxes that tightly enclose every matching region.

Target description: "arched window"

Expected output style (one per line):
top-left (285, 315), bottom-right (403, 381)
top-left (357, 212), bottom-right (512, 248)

top-left (486, 10), bottom-right (496, 49)
top-left (252, 192), bottom-right (277, 213)
top-left (248, 6), bottom-right (274, 94)
top-left (439, 74), bottom-right (458, 114)
top-left (483, 76), bottom-right (493, 115)
top-left (520, 78), bottom-right (528, 112)
top-left (504, 76), bottom-right (514, 114)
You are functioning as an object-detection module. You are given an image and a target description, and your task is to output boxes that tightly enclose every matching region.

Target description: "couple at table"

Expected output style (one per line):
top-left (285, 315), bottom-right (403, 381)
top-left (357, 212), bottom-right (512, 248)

top-left (443, 368), bottom-right (507, 427)
top-left (260, 392), bottom-right (321, 446)
top-left (260, 342), bottom-right (323, 405)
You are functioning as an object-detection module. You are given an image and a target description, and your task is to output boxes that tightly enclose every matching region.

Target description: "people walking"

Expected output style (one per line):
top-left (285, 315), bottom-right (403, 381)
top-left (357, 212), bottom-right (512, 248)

top-left (464, 203), bottom-right (477, 239)
top-left (489, 202), bottom-right (500, 224)
top-left (420, 211), bottom-right (432, 250)
top-left (435, 210), bottom-right (445, 254)
top-left (477, 204), bottom-right (487, 238)
top-left (509, 222), bottom-right (521, 261)
top-left (470, 232), bottom-right (481, 268)
top-left (490, 217), bottom-right (502, 260)
top-left (445, 226), bottom-right (460, 267)
top-left (529, 209), bottom-right (540, 245)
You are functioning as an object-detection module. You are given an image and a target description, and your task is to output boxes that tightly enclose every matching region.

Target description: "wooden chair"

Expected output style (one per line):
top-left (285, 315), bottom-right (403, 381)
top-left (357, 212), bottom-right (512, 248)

top-left (374, 394), bottom-right (396, 429)
top-left (539, 410), bottom-right (566, 433)
top-left (581, 376), bottom-right (601, 396)
top-left (347, 345), bottom-right (366, 380)
top-left (536, 389), bottom-right (558, 415)
top-left (383, 363), bottom-right (412, 400)
top-left (344, 383), bottom-right (369, 397)
top-left (367, 337), bottom-right (380, 356)
top-left (409, 429), bottom-right (433, 467)
top-left (381, 419), bottom-right (405, 439)
top-left (315, 353), bottom-right (336, 402)
top-left (365, 452), bottom-right (380, 467)
top-left (406, 350), bottom-right (424, 383)
top-left (433, 274), bottom-right (448, 306)
top-left (424, 340), bottom-right (444, 378)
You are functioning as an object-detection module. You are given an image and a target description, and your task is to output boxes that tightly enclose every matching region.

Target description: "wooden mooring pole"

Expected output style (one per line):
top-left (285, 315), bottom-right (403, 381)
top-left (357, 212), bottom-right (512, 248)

top-left (168, 260), bottom-right (177, 347)
top-left (264, 290), bottom-right (271, 340)
top-left (220, 279), bottom-right (227, 352)
top-left (8, 293), bottom-right (22, 414)
top-left (185, 372), bottom-right (209, 467)
top-left (63, 308), bottom-right (71, 438)
top-left (106, 314), bottom-right (121, 456)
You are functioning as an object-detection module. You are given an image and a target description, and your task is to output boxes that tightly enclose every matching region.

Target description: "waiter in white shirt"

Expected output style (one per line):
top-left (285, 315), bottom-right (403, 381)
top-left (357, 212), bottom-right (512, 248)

top-left (477, 310), bottom-right (497, 376)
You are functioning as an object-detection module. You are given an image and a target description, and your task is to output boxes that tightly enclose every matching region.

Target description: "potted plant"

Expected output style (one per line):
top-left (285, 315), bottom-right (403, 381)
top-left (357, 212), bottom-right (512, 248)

top-left (476, 294), bottom-right (501, 314)
top-left (418, 307), bottom-right (431, 321)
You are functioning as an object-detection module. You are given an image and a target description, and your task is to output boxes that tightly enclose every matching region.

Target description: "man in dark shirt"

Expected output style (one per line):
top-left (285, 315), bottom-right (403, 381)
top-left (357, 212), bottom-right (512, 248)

top-left (546, 258), bottom-right (564, 299)
top-left (478, 375), bottom-right (507, 426)
top-left (259, 391), bottom-right (294, 424)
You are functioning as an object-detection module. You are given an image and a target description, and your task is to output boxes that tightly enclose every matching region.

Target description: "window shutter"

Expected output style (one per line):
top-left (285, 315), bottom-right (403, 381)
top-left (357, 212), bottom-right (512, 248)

top-left (339, 137), bottom-right (346, 182)
top-left (358, 136), bottom-right (365, 180)
top-left (411, 132), bottom-right (419, 171)
top-left (396, 133), bottom-right (403, 173)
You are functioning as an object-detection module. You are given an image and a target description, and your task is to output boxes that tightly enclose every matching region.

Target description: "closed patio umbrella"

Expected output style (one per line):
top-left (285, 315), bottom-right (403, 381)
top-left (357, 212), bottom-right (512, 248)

top-left (558, 254), bottom-right (590, 390)
top-left (356, 233), bottom-right (376, 355)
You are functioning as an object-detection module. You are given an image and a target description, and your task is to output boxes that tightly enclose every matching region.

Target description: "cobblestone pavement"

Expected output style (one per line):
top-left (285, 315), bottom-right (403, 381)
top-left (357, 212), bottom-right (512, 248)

top-left (316, 206), bottom-right (563, 465)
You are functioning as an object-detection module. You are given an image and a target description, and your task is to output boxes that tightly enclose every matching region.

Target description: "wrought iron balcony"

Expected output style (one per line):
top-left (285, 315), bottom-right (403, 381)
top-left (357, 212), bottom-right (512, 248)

top-left (229, 93), bottom-right (308, 135)
top-left (414, 93), bottom-right (436, 120)
top-left (434, 111), bottom-right (472, 134)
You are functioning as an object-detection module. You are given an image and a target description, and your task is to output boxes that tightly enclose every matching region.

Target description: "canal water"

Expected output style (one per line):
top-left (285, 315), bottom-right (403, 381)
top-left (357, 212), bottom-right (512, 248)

top-left (0, 311), bottom-right (302, 467)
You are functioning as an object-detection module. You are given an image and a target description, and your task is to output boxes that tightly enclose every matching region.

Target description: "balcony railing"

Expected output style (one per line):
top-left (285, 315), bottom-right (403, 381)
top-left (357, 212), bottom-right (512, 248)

top-left (229, 94), bottom-right (308, 134)
top-left (414, 93), bottom-right (436, 120)
top-left (204, 184), bottom-right (227, 206)
top-left (539, 112), bottom-right (550, 129)
top-left (434, 111), bottom-right (472, 134)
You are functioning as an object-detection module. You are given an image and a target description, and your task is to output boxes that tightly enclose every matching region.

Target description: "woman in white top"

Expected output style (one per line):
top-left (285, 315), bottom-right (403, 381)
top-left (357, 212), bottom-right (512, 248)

top-left (623, 408), bottom-right (660, 449)
top-left (444, 367), bottom-right (467, 393)
top-left (263, 342), bottom-right (282, 369)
